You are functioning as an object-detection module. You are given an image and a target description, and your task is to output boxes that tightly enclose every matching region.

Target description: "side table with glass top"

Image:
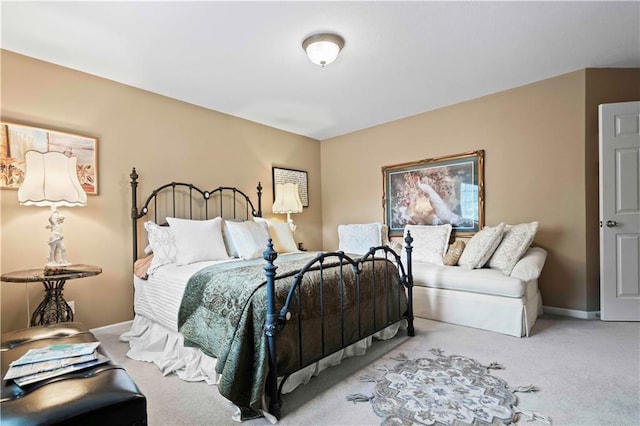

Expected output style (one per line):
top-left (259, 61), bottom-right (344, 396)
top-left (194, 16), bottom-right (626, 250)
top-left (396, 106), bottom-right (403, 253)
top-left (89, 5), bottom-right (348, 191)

top-left (0, 264), bottom-right (102, 326)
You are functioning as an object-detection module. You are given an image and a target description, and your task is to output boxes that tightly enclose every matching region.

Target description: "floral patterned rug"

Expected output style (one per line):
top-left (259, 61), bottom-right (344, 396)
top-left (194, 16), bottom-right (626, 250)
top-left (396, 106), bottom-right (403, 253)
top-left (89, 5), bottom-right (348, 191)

top-left (347, 348), bottom-right (550, 425)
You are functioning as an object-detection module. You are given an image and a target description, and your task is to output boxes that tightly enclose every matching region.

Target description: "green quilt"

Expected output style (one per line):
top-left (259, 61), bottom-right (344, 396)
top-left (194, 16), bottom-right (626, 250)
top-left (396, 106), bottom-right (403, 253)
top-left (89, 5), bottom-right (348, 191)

top-left (177, 252), bottom-right (407, 418)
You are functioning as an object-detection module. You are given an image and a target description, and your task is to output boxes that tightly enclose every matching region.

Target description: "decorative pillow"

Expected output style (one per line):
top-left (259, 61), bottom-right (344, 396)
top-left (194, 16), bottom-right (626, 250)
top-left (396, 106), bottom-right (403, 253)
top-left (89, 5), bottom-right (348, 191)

top-left (458, 223), bottom-right (506, 269)
top-left (338, 223), bottom-right (383, 255)
top-left (222, 219), bottom-right (242, 258)
top-left (488, 221), bottom-right (539, 275)
top-left (254, 217), bottom-right (299, 253)
top-left (166, 217), bottom-right (229, 265)
top-left (134, 254), bottom-right (153, 280)
top-left (380, 224), bottom-right (390, 246)
top-left (144, 221), bottom-right (178, 274)
top-left (389, 239), bottom-right (403, 254)
top-left (225, 220), bottom-right (270, 260)
top-left (443, 240), bottom-right (466, 266)
top-left (402, 224), bottom-right (452, 265)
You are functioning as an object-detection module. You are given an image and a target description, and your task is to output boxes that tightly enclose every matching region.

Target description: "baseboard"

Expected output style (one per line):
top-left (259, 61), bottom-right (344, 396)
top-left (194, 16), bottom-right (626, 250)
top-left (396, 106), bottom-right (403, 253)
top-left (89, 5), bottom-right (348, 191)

top-left (90, 319), bottom-right (133, 333)
top-left (543, 306), bottom-right (600, 319)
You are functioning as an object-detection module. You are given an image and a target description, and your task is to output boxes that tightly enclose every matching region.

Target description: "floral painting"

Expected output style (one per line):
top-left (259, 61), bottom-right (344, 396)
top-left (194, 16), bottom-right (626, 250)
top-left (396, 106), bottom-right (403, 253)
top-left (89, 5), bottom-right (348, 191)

top-left (0, 122), bottom-right (98, 194)
top-left (383, 150), bottom-right (484, 236)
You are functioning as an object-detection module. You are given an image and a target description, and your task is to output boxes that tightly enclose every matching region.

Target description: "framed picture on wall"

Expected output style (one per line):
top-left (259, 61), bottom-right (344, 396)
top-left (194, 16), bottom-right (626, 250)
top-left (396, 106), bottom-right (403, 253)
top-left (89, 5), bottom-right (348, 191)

top-left (272, 166), bottom-right (308, 207)
top-left (0, 122), bottom-right (99, 195)
top-left (382, 150), bottom-right (484, 236)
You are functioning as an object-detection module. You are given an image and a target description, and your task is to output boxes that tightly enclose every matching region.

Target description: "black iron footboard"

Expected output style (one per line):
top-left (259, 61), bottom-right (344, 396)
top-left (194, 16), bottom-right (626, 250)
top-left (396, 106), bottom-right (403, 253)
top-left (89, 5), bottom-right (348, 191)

top-left (129, 167), bottom-right (414, 420)
top-left (263, 233), bottom-right (414, 418)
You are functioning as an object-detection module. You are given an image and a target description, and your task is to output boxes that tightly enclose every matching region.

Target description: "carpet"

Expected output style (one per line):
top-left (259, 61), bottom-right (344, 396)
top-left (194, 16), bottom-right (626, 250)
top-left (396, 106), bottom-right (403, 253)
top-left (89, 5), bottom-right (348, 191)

top-left (347, 348), bottom-right (550, 425)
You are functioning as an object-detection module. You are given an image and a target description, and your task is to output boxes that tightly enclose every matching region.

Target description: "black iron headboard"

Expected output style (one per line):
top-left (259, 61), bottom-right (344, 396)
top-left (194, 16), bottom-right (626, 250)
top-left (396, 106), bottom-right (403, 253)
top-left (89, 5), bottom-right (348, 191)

top-left (129, 168), bottom-right (262, 263)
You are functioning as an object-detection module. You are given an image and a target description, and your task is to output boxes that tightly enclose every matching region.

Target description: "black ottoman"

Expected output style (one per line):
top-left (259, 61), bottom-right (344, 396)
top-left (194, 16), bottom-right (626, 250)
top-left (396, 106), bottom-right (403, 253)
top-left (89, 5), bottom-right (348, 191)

top-left (1, 322), bottom-right (147, 425)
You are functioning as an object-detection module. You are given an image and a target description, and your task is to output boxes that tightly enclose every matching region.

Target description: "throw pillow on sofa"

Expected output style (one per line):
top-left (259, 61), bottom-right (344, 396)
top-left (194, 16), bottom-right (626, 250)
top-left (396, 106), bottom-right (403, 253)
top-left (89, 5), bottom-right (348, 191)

top-left (488, 221), bottom-right (539, 275)
top-left (338, 223), bottom-right (385, 255)
top-left (402, 224), bottom-right (452, 265)
top-left (443, 240), bottom-right (466, 266)
top-left (458, 223), bottom-right (505, 269)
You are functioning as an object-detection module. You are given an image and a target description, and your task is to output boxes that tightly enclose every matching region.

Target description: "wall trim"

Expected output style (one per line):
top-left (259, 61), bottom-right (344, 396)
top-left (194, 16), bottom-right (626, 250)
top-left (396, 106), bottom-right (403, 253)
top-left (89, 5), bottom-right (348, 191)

top-left (90, 320), bottom-right (133, 333)
top-left (543, 306), bottom-right (600, 319)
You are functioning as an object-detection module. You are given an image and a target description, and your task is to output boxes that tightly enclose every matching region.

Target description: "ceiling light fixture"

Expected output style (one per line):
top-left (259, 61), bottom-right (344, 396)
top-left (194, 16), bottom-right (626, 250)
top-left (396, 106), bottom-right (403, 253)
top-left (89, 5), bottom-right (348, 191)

top-left (302, 33), bottom-right (345, 67)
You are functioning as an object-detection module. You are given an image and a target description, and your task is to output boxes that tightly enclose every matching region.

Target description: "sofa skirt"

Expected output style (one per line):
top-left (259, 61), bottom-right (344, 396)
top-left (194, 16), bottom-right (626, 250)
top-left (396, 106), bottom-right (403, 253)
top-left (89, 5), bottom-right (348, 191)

top-left (412, 282), bottom-right (543, 337)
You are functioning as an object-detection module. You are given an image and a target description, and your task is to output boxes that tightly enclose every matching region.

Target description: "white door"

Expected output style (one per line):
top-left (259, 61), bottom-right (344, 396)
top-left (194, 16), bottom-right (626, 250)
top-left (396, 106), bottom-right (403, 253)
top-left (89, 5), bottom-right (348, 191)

top-left (599, 101), bottom-right (640, 321)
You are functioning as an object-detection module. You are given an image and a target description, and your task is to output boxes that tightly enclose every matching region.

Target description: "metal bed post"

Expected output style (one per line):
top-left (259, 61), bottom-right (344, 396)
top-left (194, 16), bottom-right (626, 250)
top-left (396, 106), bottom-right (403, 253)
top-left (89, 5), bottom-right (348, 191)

top-left (130, 168), bottom-right (140, 263)
top-left (404, 230), bottom-right (415, 336)
top-left (256, 182), bottom-right (263, 217)
top-left (263, 239), bottom-right (281, 419)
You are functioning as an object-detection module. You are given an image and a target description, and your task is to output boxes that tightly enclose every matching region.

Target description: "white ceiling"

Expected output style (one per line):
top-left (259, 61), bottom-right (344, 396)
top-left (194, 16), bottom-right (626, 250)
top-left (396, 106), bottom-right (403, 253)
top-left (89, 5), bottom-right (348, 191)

top-left (2, 1), bottom-right (639, 140)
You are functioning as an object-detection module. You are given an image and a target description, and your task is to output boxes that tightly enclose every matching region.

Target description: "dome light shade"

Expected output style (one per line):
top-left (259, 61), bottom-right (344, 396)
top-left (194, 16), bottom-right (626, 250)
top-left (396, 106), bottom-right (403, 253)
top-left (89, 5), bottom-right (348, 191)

top-left (302, 33), bottom-right (345, 67)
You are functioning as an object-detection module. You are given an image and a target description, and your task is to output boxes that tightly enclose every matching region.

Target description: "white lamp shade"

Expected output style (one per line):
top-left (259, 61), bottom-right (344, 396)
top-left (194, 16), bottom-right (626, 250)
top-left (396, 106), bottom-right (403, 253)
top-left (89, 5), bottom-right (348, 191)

top-left (272, 183), bottom-right (303, 214)
top-left (18, 150), bottom-right (87, 207)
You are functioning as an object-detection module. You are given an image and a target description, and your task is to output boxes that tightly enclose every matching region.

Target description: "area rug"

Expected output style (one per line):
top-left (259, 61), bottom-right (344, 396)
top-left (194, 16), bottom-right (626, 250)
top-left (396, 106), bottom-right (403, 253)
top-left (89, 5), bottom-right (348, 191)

top-left (347, 348), bottom-right (550, 425)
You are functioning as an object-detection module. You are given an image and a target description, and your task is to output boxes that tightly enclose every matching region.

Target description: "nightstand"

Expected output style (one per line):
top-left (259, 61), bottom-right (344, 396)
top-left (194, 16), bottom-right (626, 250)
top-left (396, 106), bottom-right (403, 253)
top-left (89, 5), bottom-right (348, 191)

top-left (1, 264), bottom-right (102, 326)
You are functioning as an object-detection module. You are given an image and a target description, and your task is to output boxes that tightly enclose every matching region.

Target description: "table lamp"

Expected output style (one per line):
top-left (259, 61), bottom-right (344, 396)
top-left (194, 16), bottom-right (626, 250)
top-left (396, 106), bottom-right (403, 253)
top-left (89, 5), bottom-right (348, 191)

top-left (18, 150), bottom-right (87, 271)
top-left (272, 182), bottom-right (303, 232)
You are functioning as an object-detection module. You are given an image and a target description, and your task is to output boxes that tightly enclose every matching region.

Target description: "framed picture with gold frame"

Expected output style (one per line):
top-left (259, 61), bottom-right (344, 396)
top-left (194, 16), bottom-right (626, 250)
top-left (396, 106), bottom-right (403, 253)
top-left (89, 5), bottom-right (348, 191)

top-left (382, 150), bottom-right (484, 236)
top-left (0, 122), bottom-right (98, 195)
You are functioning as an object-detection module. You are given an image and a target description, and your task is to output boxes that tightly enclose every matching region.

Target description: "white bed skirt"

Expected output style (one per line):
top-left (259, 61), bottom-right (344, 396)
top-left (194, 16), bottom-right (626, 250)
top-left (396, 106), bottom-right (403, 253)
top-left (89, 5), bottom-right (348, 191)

top-left (120, 314), bottom-right (402, 394)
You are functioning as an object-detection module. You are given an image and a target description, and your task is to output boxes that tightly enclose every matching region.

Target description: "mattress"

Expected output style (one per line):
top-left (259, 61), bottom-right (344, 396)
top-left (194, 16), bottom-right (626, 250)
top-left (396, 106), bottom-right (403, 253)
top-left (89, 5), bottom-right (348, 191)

top-left (132, 258), bottom-right (237, 332)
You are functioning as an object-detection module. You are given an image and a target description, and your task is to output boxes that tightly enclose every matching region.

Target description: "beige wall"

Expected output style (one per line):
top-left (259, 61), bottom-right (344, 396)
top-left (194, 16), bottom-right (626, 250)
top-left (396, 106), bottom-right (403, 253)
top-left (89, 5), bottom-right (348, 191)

top-left (2, 50), bottom-right (637, 331)
top-left (321, 69), bottom-right (640, 312)
top-left (0, 50), bottom-right (322, 332)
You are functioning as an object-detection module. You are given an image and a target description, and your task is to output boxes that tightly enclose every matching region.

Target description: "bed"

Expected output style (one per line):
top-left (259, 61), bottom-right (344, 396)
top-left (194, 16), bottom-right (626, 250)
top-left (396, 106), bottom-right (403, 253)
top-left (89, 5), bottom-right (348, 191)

top-left (122, 168), bottom-right (415, 420)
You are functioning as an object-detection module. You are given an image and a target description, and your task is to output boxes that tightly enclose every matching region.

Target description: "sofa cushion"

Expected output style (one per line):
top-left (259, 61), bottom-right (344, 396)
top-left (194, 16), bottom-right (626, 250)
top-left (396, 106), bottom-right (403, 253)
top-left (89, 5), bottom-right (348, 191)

top-left (488, 222), bottom-right (538, 275)
top-left (458, 223), bottom-right (505, 269)
top-left (402, 224), bottom-right (452, 265)
top-left (411, 262), bottom-right (526, 298)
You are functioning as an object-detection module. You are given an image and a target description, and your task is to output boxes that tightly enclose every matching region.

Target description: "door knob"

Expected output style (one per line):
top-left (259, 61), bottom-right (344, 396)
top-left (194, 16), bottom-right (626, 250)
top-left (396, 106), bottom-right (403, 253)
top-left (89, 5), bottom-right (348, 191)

top-left (606, 220), bottom-right (618, 227)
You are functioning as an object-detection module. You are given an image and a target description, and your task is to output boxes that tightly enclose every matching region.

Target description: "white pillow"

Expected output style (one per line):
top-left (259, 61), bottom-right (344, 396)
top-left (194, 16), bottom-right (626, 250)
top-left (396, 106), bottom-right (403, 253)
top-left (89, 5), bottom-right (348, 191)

top-left (254, 217), bottom-right (299, 253)
top-left (488, 222), bottom-right (539, 275)
top-left (143, 221), bottom-right (178, 274)
top-left (338, 223), bottom-right (383, 255)
top-left (226, 220), bottom-right (270, 260)
top-left (458, 223), bottom-right (505, 269)
top-left (222, 219), bottom-right (242, 258)
top-left (402, 224), bottom-right (452, 265)
top-left (510, 247), bottom-right (547, 282)
top-left (166, 217), bottom-right (229, 265)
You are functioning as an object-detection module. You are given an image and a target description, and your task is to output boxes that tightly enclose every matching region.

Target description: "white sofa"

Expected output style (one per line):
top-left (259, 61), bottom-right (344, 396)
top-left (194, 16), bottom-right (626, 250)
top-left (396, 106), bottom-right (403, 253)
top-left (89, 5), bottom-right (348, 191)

top-left (410, 246), bottom-right (547, 337)
top-left (398, 221), bottom-right (545, 338)
top-left (337, 221), bottom-right (546, 338)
